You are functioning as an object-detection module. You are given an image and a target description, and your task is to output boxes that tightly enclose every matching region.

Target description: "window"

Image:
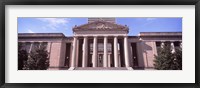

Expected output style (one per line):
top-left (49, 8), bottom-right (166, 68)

top-left (156, 42), bottom-right (162, 53)
top-left (174, 41), bottom-right (181, 50)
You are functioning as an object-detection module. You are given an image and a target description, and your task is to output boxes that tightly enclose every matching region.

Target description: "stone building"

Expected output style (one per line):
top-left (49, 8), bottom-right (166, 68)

top-left (18, 18), bottom-right (182, 70)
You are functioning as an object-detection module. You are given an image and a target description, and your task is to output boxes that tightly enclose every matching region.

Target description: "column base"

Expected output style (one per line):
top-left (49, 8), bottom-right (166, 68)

top-left (126, 67), bottom-right (134, 70)
top-left (48, 66), bottom-right (69, 70)
top-left (68, 67), bottom-right (75, 70)
top-left (73, 67), bottom-right (131, 70)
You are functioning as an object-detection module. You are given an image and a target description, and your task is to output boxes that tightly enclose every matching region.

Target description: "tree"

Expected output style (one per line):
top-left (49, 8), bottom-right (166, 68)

top-left (23, 46), bottom-right (49, 70)
top-left (18, 43), bottom-right (28, 70)
top-left (154, 43), bottom-right (182, 70)
top-left (173, 48), bottom-right (182, 70)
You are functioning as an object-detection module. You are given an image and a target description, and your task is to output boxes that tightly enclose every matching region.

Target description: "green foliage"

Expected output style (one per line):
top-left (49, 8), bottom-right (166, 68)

top-left (18, 43), bottom-right (28, 70)
top-left (23, 46), bottom-right (49, 70)
top-left (154, 44), bottom-right (182, 70)
top-left (173, 48), bottom-right (182, 70)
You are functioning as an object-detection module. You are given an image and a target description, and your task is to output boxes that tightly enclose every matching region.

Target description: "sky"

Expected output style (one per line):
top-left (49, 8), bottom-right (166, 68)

top-left (18, 17), bottom-right (182, 36)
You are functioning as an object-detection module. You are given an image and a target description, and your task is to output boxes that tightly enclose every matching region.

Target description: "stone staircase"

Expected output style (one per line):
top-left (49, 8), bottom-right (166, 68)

top-left (73, 67), bottom-right (133, 70)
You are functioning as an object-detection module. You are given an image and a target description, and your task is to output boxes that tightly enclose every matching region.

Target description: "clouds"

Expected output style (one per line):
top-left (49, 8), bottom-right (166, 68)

top-left (37, 18), bottom-right (70, 30)
top-left (142, 18), bottom-right (157, 26)
top-left (146, 18), bottom-right (157, 21)
top-left (28, 29), bottom-right (34, 33)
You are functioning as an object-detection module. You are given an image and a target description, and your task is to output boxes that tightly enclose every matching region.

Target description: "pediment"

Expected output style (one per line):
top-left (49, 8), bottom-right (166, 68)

top-left (73, 21), bottom-right (128, 31)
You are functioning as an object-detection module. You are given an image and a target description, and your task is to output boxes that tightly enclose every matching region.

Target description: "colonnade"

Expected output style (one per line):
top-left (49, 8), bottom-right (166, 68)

top-left (160, 41), bottom-right (182, 53)
top-left (70, 36), bottom-right (130, 67)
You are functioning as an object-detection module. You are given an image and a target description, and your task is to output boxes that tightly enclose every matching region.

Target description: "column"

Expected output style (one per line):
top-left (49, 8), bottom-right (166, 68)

top-left (180, 41), bottom-right (182, 48)
top-left (75, 39), bottom-right (79, 67)
top-left (108, 54), bottom-right (111, 67)
top-left (161, 41), bottom-right (165, 48)
top-left (29, 42), bottom-right (34, 53)
top-left (92, 36), bottom-right (98, 67)
top-left (103, 36), bottom-right (108, 67)
top-left (71, 36), bottom-right (77, 67)
top-left (82, 36), bottom-right (88, 67)
top-left (118, 55), bottom-right (121, 67)
top-left (39, 42), bottom-right (42, 49)
top-left (171, 42), bottom-right (175, 53)
top-left (47, 42), bottom-right (52, 53)
top-left (124, 36), bottom-right (130, 67)
top-left (114, 36), bottom-right (119, 67)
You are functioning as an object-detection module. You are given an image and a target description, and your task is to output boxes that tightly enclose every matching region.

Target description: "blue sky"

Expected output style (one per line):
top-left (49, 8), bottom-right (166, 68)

top-left (18, 17), bottom-right (182, 36)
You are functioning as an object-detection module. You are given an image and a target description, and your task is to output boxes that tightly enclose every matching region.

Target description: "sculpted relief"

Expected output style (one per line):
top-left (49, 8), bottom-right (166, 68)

top-left (73, 21), bottom-right (128, 31)
top-left (95, 23), bottom-right (112, 29)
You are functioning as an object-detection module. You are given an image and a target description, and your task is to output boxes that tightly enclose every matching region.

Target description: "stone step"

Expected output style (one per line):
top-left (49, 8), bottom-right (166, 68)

top-left (73, 67), bottom-right (131, 70)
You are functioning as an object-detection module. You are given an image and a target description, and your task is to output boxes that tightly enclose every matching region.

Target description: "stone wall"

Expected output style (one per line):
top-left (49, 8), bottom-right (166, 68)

top-left (48, 42), bottom-right (62, 69)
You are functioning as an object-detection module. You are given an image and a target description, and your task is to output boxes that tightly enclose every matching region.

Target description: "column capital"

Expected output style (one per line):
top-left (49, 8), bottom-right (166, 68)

top-left (170, 40), bottom-right (176, 43)
top-left (83, 35), bottom-right (88, 38)
top-left (123, 35), bottom-right (128, 37)
top-left (21, 42), bottom-right (26, 44)
top-left (93, 36), bottom-right (98, 38)
top-left (73, 36), bottom-right (78, 38)
top-left (122, 35), bottom-right (128, 37)
top-left (39, 41), bottom-right (43, 43)
top-left (161, 41), bottom-right (165, 43)
top-left (114, 35), bottom-right (118, 38)
top-left (104, 35), bottom-right (108, 38)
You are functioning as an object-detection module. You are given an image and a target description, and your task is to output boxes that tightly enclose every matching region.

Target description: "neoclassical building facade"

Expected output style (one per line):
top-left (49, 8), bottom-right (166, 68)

top-left (18, 18), bottom-right (182, 70)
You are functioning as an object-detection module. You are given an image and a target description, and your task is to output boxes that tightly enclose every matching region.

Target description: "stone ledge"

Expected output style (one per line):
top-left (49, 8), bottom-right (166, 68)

top-left (18, 33), bottom-right (65, 38)
top-left (139, 32), bottom-right (182, 37)
top-left (73, 67), bottom-right (130, 70)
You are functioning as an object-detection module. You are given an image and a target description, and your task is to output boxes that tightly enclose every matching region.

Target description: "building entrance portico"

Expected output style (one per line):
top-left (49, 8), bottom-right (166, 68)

top-left (88, 38), bottom-right (114, 67)
top-left (70, 19), bottom-right (131, 70)
top-left (71, 35), bottom-right (130, 68)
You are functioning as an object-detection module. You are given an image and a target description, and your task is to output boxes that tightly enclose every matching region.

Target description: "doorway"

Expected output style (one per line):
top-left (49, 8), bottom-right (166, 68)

top-left (97, 54), bottom-right (103, 67)
top-left (64, 43), bottom-right (71, 67)
top-left (131, 43), bottom-right (138, 67)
